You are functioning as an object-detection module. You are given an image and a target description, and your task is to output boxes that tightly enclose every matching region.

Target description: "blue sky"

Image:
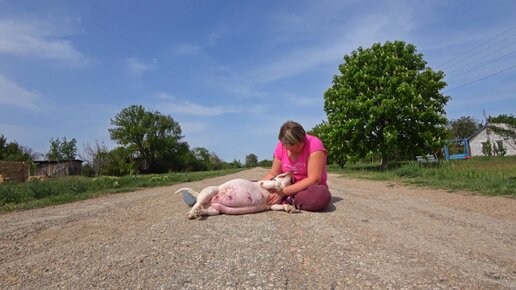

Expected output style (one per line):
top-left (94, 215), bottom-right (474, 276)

top-left (1, 1), bottom-right (515, 162)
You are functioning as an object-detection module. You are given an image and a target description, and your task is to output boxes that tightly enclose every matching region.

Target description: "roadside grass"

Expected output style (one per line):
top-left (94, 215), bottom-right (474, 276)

top-left (0, 168), bottom-right (243, 213)
top-left (328, 156), bottom-right (516, 196)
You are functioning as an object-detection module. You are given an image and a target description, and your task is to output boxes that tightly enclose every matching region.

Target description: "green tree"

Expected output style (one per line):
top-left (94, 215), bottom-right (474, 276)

top-left (481, 141), bottom-right (493, 156)
top-left (46, 137), bottom-right (77, 161)
top-left (192, 147), bottom-right (211, 170)
top-left (209, 152), bottom-right (224, 170)
top-left (245, 153), bottom-right (258, 167)
top-left (82, 141), bottom-right (110, 176)
top-left (324, 41), bottom-right (449, 170)
top-left (101, 147), bottom-right (136, 176)
top-left (229, 159), bottom-right (242, 169)
top-left (308, 122), bottom-right (343, 166)
top-left (257, 159), bottom-right (272, 168)
top-left (108, 105), bottom-right (186, 172)
top-left (0, 135), bottom-right (5, 158)
top-left (448, 116), bottom-right (482, 139)
top-left (0, 135), bottom-right (32, 161)
top-left (489, 114), bottom-right (516, 142)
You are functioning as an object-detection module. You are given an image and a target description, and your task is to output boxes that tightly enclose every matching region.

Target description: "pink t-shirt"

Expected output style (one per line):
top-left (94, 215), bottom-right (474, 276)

top-left (273, 134), bottom-right (328, 186)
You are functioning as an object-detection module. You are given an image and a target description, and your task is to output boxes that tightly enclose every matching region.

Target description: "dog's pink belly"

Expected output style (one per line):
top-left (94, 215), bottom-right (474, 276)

top-left (210, 183), bottom-right (268, 208)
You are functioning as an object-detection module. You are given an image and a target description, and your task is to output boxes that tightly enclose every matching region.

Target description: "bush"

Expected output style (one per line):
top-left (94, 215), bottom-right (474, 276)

top-left (395, 162), bottom-right (423, 178)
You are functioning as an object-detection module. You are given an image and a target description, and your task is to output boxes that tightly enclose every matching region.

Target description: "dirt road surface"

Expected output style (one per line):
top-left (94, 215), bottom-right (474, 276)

top-left (1, 168), bottom-right (515, 289)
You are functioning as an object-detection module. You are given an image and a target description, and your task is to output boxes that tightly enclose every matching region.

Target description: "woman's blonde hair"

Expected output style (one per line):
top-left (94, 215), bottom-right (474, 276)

top-left (278, 121), bottom-right (306, 146)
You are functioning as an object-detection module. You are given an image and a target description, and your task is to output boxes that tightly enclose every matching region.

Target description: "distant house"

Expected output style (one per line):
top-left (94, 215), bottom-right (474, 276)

top-left (469, 124), bottom-right (516, 156)
top-left (34, 160), bottom-right (83, 177)
top-left (135, 157), bottom-right (150, 173)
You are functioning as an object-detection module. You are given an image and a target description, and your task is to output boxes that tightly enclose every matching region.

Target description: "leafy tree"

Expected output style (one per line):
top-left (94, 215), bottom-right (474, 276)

top-left (0, 135), bottom-right (5, 158)
top-left (47, 137), bottom-right (77, 161)
top-left (448, 116), bottom-right (482, 139)
top-left (101, 147), bottom-right (136, 176)
top-left (0, 135), bottom-right (32, 162)
top-left (307, 122), bottom-right (328, 139)
top-left (257, 159), bottom-right (272, 168)
top-left (209, 152), bottom-right (224, 170)
top-left (191, 147), bottom-right (211, 171)
top-left (81, 141), bottom-right (110, 176)
top-left (308, 122), bottom-right (343, 166)
top-left (109, 105), bottom-right (186, 172)
top-left (323, 41), bottom-right (449, 170)
top-left (229, 159), bottom-right (242, 169)
top-left (488, 114), bottom-right (516, 142)
top-left (245, 153), bottom-right (258, 167)
top-left (481, 141), bottom-right (493, 157)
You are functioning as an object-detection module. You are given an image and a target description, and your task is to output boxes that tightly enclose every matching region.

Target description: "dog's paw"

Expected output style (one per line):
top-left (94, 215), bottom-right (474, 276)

top-left (187, 207), bottom-right (202, 219)
top-left (284, 204), bottom-right (301, 214)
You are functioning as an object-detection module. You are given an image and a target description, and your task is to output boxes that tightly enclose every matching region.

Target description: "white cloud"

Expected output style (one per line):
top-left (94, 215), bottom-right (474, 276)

top-left (173, 43), bottom-right (202, 56)
top-left (154, 92), bottom-right (176, 100)
top-left (0, 123), bottom-right (31, 141)
top-left (286, 93), bottom-right (320, 107)
top-left (160, 100), bottom-right (240, 116)
top-left (179, 121), bottom-right (206, 133)
top-left (215, 4), bottom-right (417, 94)
top-left (0, 18), bottom-right (89, 65)
top-left (124, 57), bottom-right (157, 77)
top-left (0, 74), bottom-right (41, 110)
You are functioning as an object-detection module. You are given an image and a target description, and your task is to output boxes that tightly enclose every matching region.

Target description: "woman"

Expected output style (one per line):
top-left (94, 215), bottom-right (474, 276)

top-left (263, 120), bottom-right (332, 211)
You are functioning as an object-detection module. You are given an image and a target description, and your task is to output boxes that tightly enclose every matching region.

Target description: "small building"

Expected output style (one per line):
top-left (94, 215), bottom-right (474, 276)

top-left (34, 160), bottom-right (83, 177)
top-left (469, 124), bottom-right (516, 156)
top-left (0, 161), bottom-right (29, 183)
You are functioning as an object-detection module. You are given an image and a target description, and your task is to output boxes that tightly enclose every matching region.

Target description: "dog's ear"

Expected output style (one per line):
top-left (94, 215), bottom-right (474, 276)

top-left (276, 172), bottom-right (292, 179)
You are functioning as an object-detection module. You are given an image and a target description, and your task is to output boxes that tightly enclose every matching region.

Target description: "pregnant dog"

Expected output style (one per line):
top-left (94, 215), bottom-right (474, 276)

top-left (176, 172), bottom-right (299, 219)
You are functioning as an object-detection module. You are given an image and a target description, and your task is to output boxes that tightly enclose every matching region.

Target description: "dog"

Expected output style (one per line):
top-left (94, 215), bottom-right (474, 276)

top-left (176, 172), bottom-right (299, 219)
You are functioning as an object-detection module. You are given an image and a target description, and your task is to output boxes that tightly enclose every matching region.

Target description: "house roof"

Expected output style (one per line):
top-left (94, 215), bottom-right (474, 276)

top-left (468, 123), bottom-right (514, 141)
top-left (468, 125), bottom-right (487, 140)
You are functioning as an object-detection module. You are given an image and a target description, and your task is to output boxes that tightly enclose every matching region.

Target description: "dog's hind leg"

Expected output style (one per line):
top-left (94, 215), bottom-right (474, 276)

top-left (187, 186), bottom-right (220, 219)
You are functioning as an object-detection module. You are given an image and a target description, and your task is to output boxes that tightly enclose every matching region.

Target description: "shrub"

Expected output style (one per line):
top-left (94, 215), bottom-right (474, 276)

top-left (395, 162), bottom-right (423, 178)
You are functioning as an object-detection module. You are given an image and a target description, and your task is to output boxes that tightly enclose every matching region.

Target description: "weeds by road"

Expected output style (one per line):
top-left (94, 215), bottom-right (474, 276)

top-left (0, 169), bottom-right (242, 212)
top-left (329, 156), bottom-right (516, 196)
top-left (2, 156), bottom-right (514, 214)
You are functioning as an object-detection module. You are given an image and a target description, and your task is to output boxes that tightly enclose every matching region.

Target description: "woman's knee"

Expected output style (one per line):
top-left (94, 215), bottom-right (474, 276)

top-left (293, 185), bottom-right (331, 211)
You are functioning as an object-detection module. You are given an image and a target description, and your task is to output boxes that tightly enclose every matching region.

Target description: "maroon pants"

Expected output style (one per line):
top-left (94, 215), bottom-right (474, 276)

top-left (291, 184), bottom-right (332, 211)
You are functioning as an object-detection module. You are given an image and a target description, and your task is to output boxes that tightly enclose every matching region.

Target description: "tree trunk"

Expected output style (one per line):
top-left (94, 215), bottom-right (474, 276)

top-left (381, 155), bottom-right (388, 171)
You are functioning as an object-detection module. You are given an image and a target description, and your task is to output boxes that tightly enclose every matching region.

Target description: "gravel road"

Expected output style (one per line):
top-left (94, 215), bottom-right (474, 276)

top-left (1, 168), bottom-right (515, 289)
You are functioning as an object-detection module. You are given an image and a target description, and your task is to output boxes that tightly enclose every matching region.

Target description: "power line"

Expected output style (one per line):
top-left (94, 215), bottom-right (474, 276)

top-left (444, 64), bottom-right (516, 93)
top-left (437, 25), bottom-right (516, 70)
top-left (445, 39), bottom-right (516, 75)
top-left (442, 32), bottom-right (516, 71)
top-left (446, 48), bottom-right (516, 81)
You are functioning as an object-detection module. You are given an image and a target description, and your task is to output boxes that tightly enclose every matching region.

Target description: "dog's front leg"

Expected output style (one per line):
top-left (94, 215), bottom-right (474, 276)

top-left (257, 180), bottom-right (277, 191)
top-left (270, 204), bottom-right (300, 213)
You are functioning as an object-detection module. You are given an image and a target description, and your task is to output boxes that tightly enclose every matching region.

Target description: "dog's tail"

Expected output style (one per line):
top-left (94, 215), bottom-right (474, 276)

top-left (175, 187), bottom-right (199, 196)
top-left (176, 187), bottom-right (199, 206)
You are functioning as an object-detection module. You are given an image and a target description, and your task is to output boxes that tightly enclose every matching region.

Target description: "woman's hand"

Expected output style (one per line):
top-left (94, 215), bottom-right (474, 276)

top-left (267, 192), bottom-right (283, 205)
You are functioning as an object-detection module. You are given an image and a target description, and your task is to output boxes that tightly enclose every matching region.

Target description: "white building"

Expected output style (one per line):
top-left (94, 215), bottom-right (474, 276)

top-left (469, 123), bottom-right (516, 156)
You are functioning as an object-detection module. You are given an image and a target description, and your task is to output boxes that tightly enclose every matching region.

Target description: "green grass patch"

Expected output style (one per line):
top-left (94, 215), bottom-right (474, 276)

top-left (0, 169), bottom-right (243, 213)
top-left (328, 156), bottom-right (516, 196)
